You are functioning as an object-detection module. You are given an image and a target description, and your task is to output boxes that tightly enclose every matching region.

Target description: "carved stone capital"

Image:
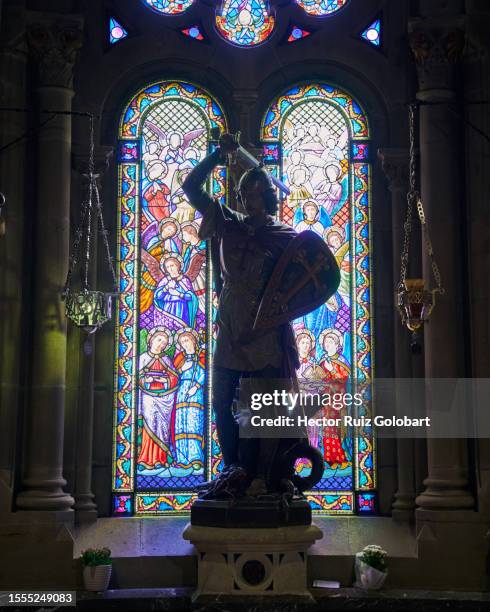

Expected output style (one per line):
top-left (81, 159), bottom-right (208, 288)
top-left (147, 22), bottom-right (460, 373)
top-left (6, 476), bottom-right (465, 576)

top-left (408, 16), bottom-right (466, 100)
top-left (378, 148), bottom-right (410, 194)
top-left (26, 12), bottom-right (83, 89)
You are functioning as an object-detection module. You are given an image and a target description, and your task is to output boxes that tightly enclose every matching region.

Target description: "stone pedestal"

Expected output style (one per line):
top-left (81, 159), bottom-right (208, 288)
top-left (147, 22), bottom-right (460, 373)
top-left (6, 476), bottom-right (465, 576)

top-left (0, 511), bottom-right (76, 589)
top-left (183, 523), bottom-right (322, 598)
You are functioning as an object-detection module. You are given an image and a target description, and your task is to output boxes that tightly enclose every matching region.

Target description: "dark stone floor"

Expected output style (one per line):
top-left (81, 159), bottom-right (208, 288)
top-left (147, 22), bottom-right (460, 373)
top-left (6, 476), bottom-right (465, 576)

top-left (73, 587), bottom-right (490, 612)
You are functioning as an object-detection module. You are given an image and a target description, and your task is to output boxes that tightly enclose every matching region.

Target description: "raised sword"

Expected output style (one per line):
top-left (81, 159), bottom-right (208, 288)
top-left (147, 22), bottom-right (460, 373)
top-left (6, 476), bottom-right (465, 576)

top-left (210, 128), bottom-right (291, 196)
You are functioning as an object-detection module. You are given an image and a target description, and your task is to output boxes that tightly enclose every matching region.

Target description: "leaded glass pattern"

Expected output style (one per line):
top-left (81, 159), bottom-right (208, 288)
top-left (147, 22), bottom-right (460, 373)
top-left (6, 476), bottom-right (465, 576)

top-left (113, 81), bottom-right (375, 516)
top-left (142, 0), bottom-right (195, 15)
top-left (294, 0), bottom-right (348, 16)
top-left (109, 17), bottom-right (128, 45)
top-left (261, 83), bottom-right (376, 514)
top-left (361, 19), bottom-right (381, 47)
top-left (215, 0), bottom-right (275, 47)
top-left (113, 81), bottom-right (227, 514)
top-left (182, 25), bottom-right (204, 40)
top-left (288, 26), bottom-right (312, 43)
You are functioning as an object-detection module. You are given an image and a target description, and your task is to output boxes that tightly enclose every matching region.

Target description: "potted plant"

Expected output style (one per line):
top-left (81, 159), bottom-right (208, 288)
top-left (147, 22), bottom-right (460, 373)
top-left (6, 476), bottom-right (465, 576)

top-left (354, 545), bottom-right (388, 590)
top-left (80, 547), bottom-right (112, 592)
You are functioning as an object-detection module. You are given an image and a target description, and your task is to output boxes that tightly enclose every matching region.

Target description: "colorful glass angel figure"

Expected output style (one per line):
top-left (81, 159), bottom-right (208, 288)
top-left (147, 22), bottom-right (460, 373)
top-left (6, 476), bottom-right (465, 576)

top-left (216, 0), bottom-right (275, 47)
top-left (137, 328), bottom-right (180, 470)
top-left (173, 327), bottom-right (206, 471)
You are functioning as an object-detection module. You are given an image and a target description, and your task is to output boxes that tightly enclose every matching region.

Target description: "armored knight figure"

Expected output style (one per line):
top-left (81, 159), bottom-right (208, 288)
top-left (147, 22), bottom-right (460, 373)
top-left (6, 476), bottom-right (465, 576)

top-left (182, 133), bottom-right (339, 501)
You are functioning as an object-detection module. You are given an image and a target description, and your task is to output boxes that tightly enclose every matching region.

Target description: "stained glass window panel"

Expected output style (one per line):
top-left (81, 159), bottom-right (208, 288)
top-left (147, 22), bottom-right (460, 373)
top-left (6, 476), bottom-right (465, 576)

top-left (361, 19), bottom-right (381, 47)
top-left (109, 17), bottom-right (128, 45)
top-left (182, 25), bottom-right (204, 40)
top-left (261, 83), bottom-right (375, 514)
top-left (114, 82), bottom-right (227, 514)
top-left (294, 0), bottom-right (348, 17)
top-left (216, 0), bottom-right (275, 47)
top-left (142, 0), bottom-right (195, 15)
top-left (287, 26), bottom-right (312, 43)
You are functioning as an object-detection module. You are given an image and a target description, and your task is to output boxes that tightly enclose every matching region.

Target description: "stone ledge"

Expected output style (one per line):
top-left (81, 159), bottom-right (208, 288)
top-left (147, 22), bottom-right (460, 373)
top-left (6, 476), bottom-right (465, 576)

top-left (77, 587), bottom-right (490, 611)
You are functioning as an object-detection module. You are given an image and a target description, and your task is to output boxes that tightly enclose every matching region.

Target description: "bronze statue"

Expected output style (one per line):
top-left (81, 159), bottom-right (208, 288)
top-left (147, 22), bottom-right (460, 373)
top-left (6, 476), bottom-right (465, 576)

top-left (182, 133), bottom-right (339, 506)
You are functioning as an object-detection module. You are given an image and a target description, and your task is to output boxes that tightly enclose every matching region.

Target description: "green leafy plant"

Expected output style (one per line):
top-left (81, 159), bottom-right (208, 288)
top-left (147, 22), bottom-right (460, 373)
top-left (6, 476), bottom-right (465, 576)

top-left (80, 547), bottom-right (112, 567)
top-left (360, 545), bottom-right (388, 572)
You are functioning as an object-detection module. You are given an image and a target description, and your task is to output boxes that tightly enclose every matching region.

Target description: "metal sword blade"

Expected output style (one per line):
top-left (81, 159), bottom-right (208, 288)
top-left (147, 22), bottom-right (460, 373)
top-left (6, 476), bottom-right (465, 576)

top-left (235, 146), bottom-right (291, 196)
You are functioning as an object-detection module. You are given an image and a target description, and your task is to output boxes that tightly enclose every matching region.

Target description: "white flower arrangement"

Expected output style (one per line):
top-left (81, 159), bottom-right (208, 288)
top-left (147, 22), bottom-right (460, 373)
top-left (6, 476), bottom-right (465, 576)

top-left (360, 544), bottom-right (388, 572)
top-left (354, 544), bottom-right (388, 590)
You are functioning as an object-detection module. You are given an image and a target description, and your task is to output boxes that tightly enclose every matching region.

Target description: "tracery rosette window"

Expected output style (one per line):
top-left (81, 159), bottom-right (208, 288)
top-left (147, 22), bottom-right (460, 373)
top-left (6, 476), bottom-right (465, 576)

top-left (261, 83), bottom-right (375, 513)
top-left (113, 81), bottom-right (227, 515)
top-left (215, 0), bottom-right (275, 47)
top-left (294, 0), bottom-right (348, 16)
top-left (142, 0), bottom-right (196, 15)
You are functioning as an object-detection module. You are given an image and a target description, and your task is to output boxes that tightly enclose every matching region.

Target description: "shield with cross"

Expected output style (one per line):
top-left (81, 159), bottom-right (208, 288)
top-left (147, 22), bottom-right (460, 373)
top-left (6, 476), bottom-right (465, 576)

top-left (252, 231), bottom-right (340, 332)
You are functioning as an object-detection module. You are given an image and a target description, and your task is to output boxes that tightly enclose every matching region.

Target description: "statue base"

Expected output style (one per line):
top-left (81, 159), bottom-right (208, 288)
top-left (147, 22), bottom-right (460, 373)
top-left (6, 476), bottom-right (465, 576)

top-left (191, 497), bottom-right (311, 528)
top-left (183, 522), bottom-right (322, 598)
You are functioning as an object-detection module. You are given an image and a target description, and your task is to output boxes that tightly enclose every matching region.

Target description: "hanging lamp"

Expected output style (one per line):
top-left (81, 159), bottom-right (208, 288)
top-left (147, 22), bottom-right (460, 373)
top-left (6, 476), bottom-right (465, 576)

top-left (396, 104), bottom-right (445, 350)
top-left (62, 116), bottom-right (117, 334)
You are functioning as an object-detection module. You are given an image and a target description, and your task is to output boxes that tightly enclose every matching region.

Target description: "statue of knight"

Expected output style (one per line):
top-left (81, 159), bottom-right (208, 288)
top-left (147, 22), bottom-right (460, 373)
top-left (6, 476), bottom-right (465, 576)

top-left (182, 132), bottom-right (340, 505)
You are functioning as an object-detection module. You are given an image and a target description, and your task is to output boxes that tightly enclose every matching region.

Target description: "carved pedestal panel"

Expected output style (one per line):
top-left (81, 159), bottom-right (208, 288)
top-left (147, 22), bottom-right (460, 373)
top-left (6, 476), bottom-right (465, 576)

top-left (183, 523), bottom-right (322, 598)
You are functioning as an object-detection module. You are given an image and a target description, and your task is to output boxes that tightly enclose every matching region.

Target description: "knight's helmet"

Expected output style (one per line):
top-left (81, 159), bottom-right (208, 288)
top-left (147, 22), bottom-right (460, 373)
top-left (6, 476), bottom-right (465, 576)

top-left (236, 166), bottom-right (279, 215)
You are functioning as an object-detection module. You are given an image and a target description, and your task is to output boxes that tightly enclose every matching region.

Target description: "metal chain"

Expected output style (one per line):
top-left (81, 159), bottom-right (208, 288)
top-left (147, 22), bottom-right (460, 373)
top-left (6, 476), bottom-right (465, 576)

top-left (416, 197), bottom-right (445, 294)
top-left (93, 177), bottom-right (118, 291)
top-left (63, 113), bottom-right (118, 296)
top-left (399, 103), bottom-right (444, 295)
top-left (399, 104), bottom-right (418, 286)
top-left (83, 116), bottom-right (96, 291)
top-left (62, 193), bottom-right (90, 297)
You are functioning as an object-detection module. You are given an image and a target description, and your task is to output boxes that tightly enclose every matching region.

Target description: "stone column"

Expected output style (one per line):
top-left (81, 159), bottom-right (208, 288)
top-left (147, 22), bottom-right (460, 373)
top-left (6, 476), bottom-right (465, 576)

top-left (378, 148), bottom-right (418, 521)
top-left (15, 14), bottom-right (83, 514)
top-left (409, 14), bottom-right (474, 511)
top-left (0, 1), bottom-right (27, 513)
top-left (71, 146), bottom-right (113, 523)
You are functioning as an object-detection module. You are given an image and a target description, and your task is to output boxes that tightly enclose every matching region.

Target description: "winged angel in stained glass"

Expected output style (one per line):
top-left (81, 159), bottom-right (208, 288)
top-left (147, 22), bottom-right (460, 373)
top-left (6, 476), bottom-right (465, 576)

top-left (216, 0), bottom-right (275, 46)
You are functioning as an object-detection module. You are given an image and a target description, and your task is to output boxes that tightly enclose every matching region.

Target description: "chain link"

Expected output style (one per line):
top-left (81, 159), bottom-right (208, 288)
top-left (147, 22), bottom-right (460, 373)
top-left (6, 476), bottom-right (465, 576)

top-left (416, 197), bottom-right (445, 294)
top-left (94, 175), bottom-right (118, 291)
top-left (398, 103), bottom-right (444, 295)
top-left (63, 114), bottom-right (118, 298)
top-left (399, 104), bottom-right (418, 285)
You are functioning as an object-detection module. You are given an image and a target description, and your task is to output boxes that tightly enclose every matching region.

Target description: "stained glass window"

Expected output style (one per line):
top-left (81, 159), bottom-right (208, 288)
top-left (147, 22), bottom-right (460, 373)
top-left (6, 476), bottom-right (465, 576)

top-left (287, 26), bottom-right (312, 43)
top-left (109, 17), bottom-right (128, 45)
top-left (361, 19), bottom-right (381, 48)
top-left (261, 84), bottom-right (375, 513)
top-left (215, 0), bottom-right (275, 47)
top-left (294, 0), bottom-right (348, 17)
top-left (113, 81), bottom-right (227, 515)
top-left (182, 25), bottom-right (204, 41)
top-left (113, 81), bottom-right (375, 516)
top-left (142, 0), bottom-right (195, 15)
